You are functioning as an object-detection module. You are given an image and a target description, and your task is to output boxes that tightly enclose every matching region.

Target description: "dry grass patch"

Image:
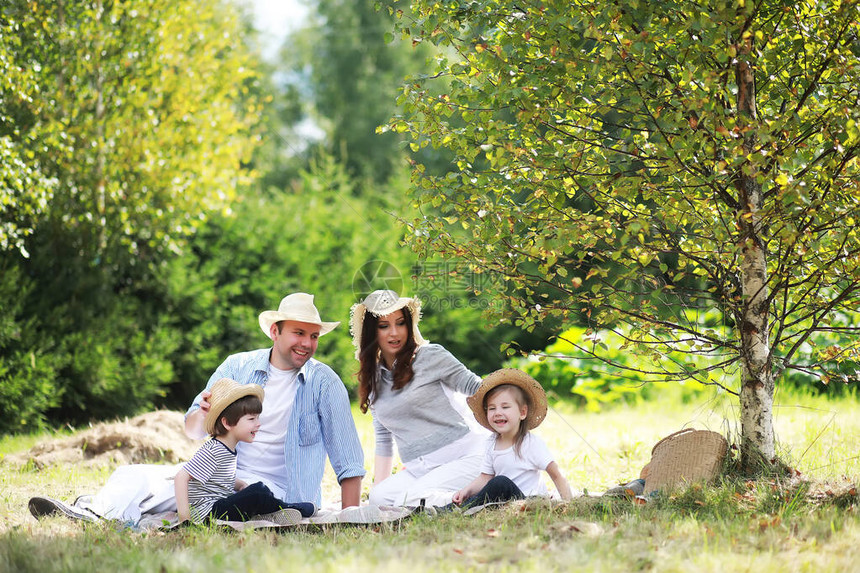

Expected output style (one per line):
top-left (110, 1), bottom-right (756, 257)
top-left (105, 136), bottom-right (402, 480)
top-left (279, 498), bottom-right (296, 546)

top-left (4, 411), bottom-right (196, 469)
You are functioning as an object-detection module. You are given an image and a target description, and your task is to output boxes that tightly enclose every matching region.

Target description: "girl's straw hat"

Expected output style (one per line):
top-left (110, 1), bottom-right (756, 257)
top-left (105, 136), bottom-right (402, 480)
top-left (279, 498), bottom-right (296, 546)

top-left (258, 292), bottom-right (340, 339)
top-left (349, 290), bottom-right (429, 360)
top-left (204, 378), bottom-right (265, 435)
top-left (467, 369), bottom-right (547, 431)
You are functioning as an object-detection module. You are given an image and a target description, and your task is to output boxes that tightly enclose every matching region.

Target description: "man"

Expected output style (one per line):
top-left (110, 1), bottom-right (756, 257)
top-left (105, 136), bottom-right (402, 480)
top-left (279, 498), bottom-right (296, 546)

top-left (184, 292), bottom-right (365, 509)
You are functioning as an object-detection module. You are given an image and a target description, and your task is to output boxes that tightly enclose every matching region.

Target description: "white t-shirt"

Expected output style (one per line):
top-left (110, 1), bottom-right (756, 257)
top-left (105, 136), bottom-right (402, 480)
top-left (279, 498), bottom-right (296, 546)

top-left (235, 365), bottom-right (298, 496)
top-left (480, 433), bottom-right (555, 496)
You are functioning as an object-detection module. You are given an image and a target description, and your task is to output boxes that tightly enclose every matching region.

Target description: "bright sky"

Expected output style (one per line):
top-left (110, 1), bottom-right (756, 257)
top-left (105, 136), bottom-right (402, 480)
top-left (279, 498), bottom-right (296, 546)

top-left (245, 0), bottom-right (310, 60)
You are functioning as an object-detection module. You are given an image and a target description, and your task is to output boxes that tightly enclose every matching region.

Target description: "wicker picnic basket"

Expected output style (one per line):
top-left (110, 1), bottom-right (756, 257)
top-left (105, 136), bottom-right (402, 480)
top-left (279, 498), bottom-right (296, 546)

top-left (642, 428), bottom-right (728, 495)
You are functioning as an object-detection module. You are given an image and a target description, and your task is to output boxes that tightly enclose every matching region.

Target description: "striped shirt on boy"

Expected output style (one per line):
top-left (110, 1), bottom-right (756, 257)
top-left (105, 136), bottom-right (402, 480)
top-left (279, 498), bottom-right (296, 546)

top-left (185, 438), bottom-right (237, 522)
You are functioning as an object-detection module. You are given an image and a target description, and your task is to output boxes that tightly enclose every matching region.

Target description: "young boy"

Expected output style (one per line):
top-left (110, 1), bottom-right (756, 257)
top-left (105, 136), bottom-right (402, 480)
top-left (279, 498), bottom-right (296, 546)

top-left (174, 377), bottom-right (315, 525)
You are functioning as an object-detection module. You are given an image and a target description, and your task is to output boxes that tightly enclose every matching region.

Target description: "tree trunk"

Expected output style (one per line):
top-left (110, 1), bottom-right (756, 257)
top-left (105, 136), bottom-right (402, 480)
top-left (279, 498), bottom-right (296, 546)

top-left (738, 229), bottom-right (775, 467)
top-left (94, 0), bottom-right (107, 253)
top-left (736, 42), bottom-right (775, 469)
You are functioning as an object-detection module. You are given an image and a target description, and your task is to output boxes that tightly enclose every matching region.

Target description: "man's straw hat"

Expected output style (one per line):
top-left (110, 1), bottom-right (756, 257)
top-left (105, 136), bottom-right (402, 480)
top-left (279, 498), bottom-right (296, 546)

top-left (258, 292), bottom-right (340, 339)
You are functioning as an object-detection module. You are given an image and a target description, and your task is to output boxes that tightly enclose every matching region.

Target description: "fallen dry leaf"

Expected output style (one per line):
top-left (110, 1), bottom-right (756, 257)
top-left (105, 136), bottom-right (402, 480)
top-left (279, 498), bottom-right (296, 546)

top-left (549, 521), bottom-right (603, 537)
top-left (757, 516), bottom-right (781, 531)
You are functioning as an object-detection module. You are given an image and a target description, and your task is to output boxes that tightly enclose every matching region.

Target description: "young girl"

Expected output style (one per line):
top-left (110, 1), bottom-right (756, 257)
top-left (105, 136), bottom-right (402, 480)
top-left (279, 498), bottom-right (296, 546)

top-left (452, 369), bottom-right (572, 508)
top-left (175, 377), bottom-right (315, 525)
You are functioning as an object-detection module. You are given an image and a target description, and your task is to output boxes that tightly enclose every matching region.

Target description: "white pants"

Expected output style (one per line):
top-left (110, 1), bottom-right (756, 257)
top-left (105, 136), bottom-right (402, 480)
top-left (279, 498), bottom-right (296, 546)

top-left (368, 432), bottom-right (486, 507)
top-left (79, 463), bottom-right (181, 523)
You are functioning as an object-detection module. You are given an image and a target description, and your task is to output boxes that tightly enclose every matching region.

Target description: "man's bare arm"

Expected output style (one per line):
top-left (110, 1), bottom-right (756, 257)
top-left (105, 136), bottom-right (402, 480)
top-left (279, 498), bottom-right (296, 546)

top-left (340, 475), bottom-right (362, 508)
top-left (184, 390), bottom-right (212, 440)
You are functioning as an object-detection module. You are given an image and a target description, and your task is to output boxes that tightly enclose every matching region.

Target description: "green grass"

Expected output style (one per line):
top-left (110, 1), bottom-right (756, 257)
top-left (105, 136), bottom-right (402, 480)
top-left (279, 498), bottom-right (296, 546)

top-left (2, 389), bottom-right (858, 572)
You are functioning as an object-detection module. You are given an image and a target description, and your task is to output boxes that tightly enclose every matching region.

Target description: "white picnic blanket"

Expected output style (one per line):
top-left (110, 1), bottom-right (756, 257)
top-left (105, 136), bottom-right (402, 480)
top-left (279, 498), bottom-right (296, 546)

top-left (139, 504), bottom-right (415, 531)
top-left (71, 463), bottom-right (414, 530)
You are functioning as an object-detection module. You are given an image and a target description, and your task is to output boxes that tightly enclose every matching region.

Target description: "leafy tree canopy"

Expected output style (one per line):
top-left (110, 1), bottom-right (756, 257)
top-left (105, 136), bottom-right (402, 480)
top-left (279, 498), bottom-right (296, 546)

top-left (393, 0), bottom-right (860, 463)
top-left (0, 0), bottom-right (263, 429)
top-left (1, 0), bottom-right (260, 267)
top-left (0, 10), bottom-right (54, 256)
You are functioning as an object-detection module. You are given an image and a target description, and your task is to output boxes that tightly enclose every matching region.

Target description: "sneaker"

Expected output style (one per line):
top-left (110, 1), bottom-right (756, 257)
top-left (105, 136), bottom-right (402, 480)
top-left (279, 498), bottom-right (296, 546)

top-left (408, 499), bottom-right (439, 517)
top-left (28, 497), bottom-right (99, 523)
top-left (604, 478), bottom-right (646, 498)
top-left (252, 508), bottom-right (302, 526)
top-left (433, 502), bottom-right (459, 515)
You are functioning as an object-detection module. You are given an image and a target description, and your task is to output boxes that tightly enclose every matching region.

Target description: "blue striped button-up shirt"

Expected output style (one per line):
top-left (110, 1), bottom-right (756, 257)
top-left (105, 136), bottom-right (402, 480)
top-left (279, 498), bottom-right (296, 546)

top-left (186, 348), bottom-right (366, 506)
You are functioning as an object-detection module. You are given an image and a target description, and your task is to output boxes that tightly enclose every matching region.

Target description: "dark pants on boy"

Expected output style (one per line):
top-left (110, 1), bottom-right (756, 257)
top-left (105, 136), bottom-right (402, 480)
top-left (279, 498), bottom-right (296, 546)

top-left (209, 482), bottom-right (316, 521)
top-left (461, 475), bottom-right (524, 509)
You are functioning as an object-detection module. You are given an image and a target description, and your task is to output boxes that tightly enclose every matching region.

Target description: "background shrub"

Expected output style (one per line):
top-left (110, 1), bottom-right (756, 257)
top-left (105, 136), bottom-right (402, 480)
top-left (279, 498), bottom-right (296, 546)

top-left (0, 266), bottom-right (59, 433)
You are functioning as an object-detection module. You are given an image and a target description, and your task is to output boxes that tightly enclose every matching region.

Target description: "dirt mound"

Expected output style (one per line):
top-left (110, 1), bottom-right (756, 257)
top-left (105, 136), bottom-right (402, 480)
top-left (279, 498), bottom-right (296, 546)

top-left (7, 410), bottom-right (198, 468)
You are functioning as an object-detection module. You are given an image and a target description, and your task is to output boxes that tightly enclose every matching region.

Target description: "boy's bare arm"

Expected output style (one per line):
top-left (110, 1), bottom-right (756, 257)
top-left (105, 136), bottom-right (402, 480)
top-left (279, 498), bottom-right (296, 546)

top-left (174, 468), bottom-right (193, 522)
top-left (545, 461), bottom-right (572, 500)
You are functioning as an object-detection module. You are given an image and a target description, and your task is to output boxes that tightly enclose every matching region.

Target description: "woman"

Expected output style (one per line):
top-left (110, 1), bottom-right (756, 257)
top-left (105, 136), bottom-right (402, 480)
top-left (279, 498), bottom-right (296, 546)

top-left (350, 289), bottom-right (488, 507)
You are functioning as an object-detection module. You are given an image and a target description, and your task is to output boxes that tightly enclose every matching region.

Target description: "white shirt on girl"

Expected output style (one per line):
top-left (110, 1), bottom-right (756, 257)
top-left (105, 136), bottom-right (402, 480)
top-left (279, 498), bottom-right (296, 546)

top-left (480, 432), bottom-right (555, 497)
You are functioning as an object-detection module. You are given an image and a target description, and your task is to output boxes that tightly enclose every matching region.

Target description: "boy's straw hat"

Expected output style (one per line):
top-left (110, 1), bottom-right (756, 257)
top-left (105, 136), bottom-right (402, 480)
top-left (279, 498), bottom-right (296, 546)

top-left (349, 289), bottom-right (429, 360)
top-left (258, 292), bottom-right (340, 339)
top-left (204, 378), bottom-right (264, 435)
top-left (467, 369), bottom-right (547, 431)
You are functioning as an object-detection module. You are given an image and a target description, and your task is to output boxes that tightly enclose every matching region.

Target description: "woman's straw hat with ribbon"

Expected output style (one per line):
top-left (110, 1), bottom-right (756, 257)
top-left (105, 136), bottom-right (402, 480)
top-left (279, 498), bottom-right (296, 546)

top-left (349, 289), bottom-right (429, 360)
top-left (258, 292), bottom-right (340, 339)
top-left (467, 368), bottom-right (547, 431)
top-left (204, 378), bottom-right (265, 435)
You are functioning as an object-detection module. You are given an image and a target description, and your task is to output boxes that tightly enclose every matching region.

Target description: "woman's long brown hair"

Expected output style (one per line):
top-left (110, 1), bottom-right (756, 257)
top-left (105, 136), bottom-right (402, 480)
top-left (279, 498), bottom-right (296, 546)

top-left (357, 307), bottom-right (418, 413)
